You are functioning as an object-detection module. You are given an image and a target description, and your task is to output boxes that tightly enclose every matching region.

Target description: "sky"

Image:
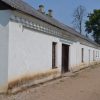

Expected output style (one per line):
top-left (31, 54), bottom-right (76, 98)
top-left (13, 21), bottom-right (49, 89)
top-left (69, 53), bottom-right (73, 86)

top-left (25, 0), bottom-right (100, 35)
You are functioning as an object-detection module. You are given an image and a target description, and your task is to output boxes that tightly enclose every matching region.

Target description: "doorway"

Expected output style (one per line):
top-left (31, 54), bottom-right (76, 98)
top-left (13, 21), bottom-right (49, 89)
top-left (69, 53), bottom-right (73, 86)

top-left (62, 44), bottom-right (69, 73)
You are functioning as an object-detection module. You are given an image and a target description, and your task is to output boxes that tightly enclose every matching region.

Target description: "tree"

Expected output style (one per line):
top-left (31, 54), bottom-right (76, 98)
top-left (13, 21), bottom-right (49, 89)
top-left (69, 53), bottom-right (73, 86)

top-left (72, 5), bottom-right (86, 34)
top-left (85, 9), bottom-right (100, 44)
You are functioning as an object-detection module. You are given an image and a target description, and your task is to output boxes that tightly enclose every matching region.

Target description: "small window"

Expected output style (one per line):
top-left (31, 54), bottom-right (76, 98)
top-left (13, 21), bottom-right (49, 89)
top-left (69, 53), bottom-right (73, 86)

top-left (81, 48), bottom-right (84, 63)
top-left (52, 42), bottom-right (57, 69)
top-left (93, 50), bottom-right (95, 61)
top-left (96, 51), bottom-right (98, 57)
top-left (98, 51), bottom-right (99, 57)
top-left (89, 50), bottom-right (90, 62)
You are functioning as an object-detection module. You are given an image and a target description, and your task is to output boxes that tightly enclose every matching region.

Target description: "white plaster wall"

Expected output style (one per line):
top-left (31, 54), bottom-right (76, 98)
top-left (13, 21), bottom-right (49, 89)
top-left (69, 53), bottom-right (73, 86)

top-left (8, 21), bottom-right (61, 82)
top-left (70, 42), bottom-right (100, 70)
top-left (69, 42), bottom-right (80, 70)
top-left (80, 45), bottom-right (100, 63)
top-left (8, 11), bottom-right (100, 75)
top-left (56, 42), bottom-right (62, 70)
top-left (0, 10), bottom-right (11, 92)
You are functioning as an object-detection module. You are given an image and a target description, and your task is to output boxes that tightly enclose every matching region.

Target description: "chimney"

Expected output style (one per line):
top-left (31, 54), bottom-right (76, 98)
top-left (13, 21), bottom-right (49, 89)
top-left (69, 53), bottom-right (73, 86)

top-left (38, 5), bottom-right (45, 14)
top-left (48, 9), bottom-right (53, 17)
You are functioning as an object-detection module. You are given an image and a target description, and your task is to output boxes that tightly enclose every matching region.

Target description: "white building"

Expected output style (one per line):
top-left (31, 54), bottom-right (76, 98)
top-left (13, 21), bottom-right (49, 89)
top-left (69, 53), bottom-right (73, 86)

top-left (0, 0), bottom-right (100, 93)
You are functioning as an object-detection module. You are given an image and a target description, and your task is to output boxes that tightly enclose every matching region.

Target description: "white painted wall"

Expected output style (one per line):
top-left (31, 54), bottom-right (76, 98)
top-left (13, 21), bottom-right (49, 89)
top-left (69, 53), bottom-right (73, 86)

top-left (8, 19), bottom-right (100, 82)
top-left (8, 21), bottom-right (61, 82)
top-left (0, 10), bottom-right (11, 93)
top-left (69, 42), bottom-right (100, 70)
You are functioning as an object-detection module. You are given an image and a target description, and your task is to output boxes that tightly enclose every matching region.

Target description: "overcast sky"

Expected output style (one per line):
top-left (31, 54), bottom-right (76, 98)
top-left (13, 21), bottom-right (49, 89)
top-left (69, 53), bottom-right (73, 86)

top-left (25, 0), bottom-right (100, 35)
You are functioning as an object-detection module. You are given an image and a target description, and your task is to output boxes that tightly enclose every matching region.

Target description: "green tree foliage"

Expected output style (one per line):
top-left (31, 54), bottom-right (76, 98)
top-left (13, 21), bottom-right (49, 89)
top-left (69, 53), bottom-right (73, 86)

top-left (85, 9), bottom-right (100, 44)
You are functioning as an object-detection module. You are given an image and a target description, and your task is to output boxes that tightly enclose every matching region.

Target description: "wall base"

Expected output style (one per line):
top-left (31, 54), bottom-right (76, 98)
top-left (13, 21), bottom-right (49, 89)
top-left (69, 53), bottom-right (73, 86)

top-left (0, 85), bottom-right (8, 94)
top-left (70, 61), bottom-right (100, 72)
top-left (8, 69), bottom-right (61, 94)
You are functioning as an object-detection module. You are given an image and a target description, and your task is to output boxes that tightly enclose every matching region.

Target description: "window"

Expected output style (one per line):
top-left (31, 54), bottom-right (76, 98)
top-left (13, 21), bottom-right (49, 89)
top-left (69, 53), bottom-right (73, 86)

top-left (89, 50), bottom-right (90, 62)
top-left (52, 42), bottom-right (57, 69)
top-left (98, 51), bottom-right (99, 57)
top-left (81, 48), bottom-right (84, 63)
top-left (96, 51), bottom-right (97, 57)
top-left (93, 50), bottom-right (95, 61)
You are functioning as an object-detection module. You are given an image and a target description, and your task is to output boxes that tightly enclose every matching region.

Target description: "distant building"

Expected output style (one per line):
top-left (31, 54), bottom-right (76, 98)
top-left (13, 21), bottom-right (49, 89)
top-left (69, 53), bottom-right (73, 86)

top-left (0, 0), bottom-right (100, 93)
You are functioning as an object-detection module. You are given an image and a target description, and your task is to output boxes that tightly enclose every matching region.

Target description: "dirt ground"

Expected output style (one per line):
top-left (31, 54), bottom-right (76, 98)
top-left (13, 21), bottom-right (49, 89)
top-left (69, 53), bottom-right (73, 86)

top-left (1, 64), bottom-right (100, 100)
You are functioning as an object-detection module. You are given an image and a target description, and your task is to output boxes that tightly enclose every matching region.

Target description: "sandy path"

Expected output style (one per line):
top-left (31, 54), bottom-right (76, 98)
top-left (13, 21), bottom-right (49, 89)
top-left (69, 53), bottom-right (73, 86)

top-left (0, 64), bottom-right (100, 100)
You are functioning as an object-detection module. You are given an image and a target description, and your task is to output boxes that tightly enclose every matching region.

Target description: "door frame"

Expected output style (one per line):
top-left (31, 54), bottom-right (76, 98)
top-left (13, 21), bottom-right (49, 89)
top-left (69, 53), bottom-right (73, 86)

top-left (62, 44), bottom-right (69, 73)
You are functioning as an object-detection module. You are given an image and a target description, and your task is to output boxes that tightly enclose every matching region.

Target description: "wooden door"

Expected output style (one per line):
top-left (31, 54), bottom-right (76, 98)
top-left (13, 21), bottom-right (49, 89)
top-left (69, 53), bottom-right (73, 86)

top-left (62, 44), bottom-right (69, 73)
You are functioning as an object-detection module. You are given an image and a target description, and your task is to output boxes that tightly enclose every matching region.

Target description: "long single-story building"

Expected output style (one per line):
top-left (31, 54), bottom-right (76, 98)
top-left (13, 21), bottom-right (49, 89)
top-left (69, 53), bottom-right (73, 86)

top-left (0, 0), bottom-right (100, 93)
